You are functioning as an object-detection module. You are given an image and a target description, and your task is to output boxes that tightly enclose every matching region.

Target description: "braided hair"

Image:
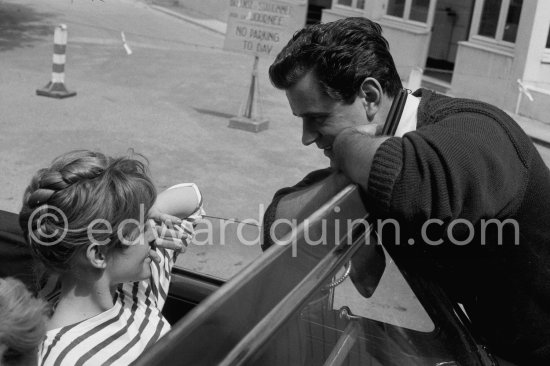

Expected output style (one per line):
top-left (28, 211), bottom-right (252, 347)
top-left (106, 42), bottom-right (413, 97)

top-left (19, 150), bottom-right (157, 274)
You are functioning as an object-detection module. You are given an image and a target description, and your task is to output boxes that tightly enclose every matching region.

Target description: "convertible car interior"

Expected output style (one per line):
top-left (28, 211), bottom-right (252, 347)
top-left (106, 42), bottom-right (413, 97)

top-left (0, 183), bottom-right (506, 365)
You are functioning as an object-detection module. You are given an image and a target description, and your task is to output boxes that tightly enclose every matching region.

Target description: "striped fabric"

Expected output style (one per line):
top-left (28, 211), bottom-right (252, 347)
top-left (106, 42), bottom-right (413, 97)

top-left (39, 247), bottom-right (174, 366)
top-left (38, 183), bottom-right (204, 366)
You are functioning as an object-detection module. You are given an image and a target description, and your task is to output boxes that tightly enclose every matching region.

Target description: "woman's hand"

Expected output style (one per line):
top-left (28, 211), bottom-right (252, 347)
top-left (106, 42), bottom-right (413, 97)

top-left (146, 207), bottom-right (196, 263)
top-left (145, 183), bottom-right (203, 262)
top-left (148, 204), bottom-right (182, 228)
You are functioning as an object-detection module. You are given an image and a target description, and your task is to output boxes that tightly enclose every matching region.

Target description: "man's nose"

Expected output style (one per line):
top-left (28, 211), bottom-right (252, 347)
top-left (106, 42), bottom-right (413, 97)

top-left (302, 123), bottom-right (318, 146)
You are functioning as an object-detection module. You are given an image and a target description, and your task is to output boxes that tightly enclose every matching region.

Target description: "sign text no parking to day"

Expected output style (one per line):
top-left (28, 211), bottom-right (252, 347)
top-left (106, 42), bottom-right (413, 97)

top-left (223, 0), bottom-right (306, 58)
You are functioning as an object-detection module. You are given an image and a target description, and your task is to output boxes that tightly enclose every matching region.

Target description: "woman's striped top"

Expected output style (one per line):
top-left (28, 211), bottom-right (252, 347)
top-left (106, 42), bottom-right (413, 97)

top-left (39, 183), bottom-right (204, 366)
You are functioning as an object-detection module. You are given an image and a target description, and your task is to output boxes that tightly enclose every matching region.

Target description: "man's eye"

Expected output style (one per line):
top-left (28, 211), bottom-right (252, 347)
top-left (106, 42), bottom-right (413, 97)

top-left (305, 116), bottom-right (326, 125)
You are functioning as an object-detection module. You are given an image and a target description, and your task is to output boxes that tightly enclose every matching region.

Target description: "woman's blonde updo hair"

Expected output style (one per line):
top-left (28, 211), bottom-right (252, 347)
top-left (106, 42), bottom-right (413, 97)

top-left (19, 150), bottom-right (157, 274)
top-left (0, 277), bottom-right (48, 364)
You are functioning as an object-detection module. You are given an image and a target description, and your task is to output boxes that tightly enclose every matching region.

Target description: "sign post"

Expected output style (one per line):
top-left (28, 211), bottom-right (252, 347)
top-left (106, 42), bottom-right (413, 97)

top-left (224, 0), bottom-right (306, 132)
top-left (243, 55), bottom-right (260, 120)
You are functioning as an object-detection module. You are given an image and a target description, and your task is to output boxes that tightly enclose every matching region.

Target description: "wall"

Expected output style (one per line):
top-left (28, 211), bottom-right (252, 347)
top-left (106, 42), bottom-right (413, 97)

top-left (152, 0), bottom-right (228, 22)
top-left (518, 0), bottom-right (550, 87)
top-left (451, 41), bottom-right (515, 108)
top-left (321, 7), bottom-right (360, 22)
top-left (379, 19), bottom-right (431, 79)
top-left (321, 1), bottom-right (430, 80)
top-left (322, 0), bottom-right (384, 22)
top-left (532, 64), bottom-right (550, 90)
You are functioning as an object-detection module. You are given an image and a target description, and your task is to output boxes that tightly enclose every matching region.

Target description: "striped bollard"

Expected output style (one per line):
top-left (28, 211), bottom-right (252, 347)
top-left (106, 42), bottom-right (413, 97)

top-left (36, 24), bottom-right (76, 99)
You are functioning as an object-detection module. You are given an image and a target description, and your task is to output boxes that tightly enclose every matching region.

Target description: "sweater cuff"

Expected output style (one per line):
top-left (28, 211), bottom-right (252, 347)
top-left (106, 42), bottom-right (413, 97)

top-left (367, 137), bottom-right (403, 213)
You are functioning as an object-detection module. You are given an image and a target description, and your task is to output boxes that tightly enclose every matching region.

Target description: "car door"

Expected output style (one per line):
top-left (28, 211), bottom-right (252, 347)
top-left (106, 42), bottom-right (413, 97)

top-left (135, 185), bottom-right (499, 366)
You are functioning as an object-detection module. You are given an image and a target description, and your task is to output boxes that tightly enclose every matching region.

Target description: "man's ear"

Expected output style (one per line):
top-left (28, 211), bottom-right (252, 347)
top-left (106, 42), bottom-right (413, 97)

top-left (359, 77), bottom-right (383, 122)
top-left (86, 244), bottom-right (108, 269)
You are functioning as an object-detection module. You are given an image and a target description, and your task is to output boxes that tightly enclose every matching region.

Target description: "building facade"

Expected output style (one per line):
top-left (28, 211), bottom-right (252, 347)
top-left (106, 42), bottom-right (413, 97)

top-left (322, 0), bottom-right (550, 122)
top-left (158, 0), bottom-right (550, 121)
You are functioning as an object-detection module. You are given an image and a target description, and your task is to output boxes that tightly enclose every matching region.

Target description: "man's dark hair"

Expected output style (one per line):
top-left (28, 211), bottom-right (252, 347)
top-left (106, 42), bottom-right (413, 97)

top-left (269, 17), bottom-right (403, 103)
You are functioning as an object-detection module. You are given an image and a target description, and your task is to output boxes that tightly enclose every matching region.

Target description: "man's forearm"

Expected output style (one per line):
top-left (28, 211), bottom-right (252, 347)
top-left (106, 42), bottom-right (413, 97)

top-left (333, 129), bottom-right (389, 192)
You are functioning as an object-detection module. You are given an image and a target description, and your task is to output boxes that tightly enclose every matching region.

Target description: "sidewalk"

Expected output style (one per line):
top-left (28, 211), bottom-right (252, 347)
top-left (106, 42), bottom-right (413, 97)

top-left (149, 3), bottom-right (550, 148)
top-left (149, 3), bottom-right (227, 35)
top-left (507, 111), bottom-right (550, 149)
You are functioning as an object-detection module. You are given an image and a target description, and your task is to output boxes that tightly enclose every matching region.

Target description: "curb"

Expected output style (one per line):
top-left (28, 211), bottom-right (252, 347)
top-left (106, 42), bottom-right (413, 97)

top-left (530, 136), bottom-right (550, 149)
top-left (150, 5), bottom-right (227, 36)
top-left (506, 110), bottom-right (550, 148)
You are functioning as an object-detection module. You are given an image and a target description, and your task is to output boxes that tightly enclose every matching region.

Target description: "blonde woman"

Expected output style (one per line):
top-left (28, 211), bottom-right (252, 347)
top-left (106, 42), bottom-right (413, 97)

top-left (0, 277), bottom-right (48, 366)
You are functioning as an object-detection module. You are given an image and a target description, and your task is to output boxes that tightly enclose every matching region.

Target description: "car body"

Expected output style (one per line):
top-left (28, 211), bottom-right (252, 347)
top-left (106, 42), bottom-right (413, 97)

top-left (0, 185), bottom-right (507, 365)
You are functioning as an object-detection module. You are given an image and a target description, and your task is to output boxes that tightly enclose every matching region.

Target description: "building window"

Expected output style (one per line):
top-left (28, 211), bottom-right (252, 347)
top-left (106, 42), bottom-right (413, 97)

top-left (409, 0), bottom-right (430, 22)
top-left (387, 0), bottom-right (405, 18)
top-left (387, 0), bottom-right (431, 23)
top-left (336, 0), bottom-right (365, 10)
top-left (502, 0), bottom-right (522, 42)
top-left (478, 0), bottom-right (501, 38)
top-left (476, 0), bottom-right (523, 44)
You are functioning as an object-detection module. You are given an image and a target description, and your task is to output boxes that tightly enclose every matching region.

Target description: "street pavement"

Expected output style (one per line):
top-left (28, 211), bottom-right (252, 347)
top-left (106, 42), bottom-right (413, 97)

top-left (0, 0), bottom-right (327, 279)
top-left (2, 0), bottom-right (550, 281)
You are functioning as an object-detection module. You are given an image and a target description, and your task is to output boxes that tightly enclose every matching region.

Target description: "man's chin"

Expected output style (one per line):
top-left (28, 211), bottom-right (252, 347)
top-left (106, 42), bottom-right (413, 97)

top-left (328, 156), bottom-right (337, 169)
top-left (319, 147), bottom-right (337, 168)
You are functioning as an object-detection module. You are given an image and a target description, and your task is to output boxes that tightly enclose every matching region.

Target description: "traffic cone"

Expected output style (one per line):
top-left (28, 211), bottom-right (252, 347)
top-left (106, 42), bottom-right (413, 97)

top-left (36, 24), bottom-right (76, 99)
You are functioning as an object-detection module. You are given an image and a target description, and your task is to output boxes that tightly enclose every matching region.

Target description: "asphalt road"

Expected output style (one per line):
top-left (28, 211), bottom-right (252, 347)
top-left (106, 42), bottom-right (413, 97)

top-left (2, 0), bottom-right (550, 281)
top-left (0, 0), bottom-right (328, 279)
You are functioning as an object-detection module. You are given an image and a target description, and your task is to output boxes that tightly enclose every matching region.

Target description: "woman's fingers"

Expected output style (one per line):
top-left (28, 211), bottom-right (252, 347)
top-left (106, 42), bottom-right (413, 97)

top-left (178, 220), bottom-right (195, 237)
top-left (145, 219), bottom-right (193, 251)
top-left (157, 213), bottom-right (182, 226)
top-left (153, 237), bottom-right (186, 251)
top-left (156, 225), bottom-right (188, 240)
top-left (149, 249), bottom-right (161, 263)
top-left (148, 206), bottom-right (182, 226)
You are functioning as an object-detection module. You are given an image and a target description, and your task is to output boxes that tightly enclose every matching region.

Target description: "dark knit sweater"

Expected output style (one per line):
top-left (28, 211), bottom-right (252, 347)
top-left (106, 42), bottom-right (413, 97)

top-left (263, 89), bottom-right (550, 365)
top-left (368, 89), bottom-right (550, 365)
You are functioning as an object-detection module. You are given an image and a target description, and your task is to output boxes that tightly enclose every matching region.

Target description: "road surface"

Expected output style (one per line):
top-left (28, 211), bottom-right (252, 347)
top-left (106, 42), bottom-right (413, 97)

top-left (0, 0), bottom-right (327, 279)
top-left (2, 0), bottom-right (550, 281)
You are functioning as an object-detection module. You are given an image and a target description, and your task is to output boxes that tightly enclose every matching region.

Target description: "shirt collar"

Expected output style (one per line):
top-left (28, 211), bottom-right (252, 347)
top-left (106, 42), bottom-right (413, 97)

top-left (394, 93), bottom-right (420, 137)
